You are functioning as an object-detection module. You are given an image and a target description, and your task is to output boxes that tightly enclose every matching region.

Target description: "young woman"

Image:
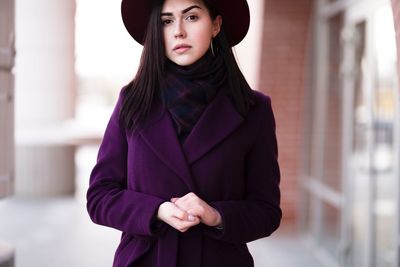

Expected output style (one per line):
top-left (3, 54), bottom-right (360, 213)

top-left (87, 0), bottom-right (282, 266)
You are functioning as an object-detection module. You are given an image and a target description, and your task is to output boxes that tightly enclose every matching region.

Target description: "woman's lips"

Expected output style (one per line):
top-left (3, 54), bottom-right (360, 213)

top-left (173, 44), bottom-right (191, 54)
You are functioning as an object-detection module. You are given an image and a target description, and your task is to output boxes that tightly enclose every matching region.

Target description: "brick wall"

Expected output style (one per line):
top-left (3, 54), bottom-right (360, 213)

top-left (259, 0), bottom-right (314, 223)
top-left (258, 0), bottom-right (400, 226)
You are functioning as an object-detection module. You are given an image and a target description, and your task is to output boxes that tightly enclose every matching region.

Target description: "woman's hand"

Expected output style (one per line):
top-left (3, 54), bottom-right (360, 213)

top-left (171, 192), bottom-right (222, 227)
top-left (157, 201), bottom-right (200, 232)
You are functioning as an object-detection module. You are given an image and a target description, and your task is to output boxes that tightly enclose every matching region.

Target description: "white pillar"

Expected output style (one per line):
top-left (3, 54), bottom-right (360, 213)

top-left (15, 0), bottom-right (76, 196)
top-left (236, 0), bottom-right (265, 90)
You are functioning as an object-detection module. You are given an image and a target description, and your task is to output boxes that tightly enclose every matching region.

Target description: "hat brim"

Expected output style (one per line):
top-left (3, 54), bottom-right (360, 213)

top-left (121, 0), bottom-right (250, 47)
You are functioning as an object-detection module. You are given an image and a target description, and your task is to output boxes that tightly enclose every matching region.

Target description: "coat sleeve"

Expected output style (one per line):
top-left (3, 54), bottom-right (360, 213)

top-left (86, 90), bottom-right (167, 237)
top-left (205, 95), bottom-right (282, 244)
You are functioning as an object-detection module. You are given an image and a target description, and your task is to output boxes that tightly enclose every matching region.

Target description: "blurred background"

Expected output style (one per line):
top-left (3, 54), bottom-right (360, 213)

top-left (1, 0), bottom-right (400, 266)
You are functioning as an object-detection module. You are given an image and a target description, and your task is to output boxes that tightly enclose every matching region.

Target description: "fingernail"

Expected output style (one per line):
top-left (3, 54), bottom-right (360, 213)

top-left (188, 214), bottom-right (194, 221)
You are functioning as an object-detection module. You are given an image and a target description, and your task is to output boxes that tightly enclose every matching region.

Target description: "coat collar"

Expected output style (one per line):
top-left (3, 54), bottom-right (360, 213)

top-left (139, 88), bottom-right (244, 192)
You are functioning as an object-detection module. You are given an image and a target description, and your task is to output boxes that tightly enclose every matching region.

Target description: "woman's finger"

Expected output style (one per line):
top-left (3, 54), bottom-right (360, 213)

top-left (170, 216), bottom-right (200, 232)
top-left (171, 205), bottom-right (188, 220)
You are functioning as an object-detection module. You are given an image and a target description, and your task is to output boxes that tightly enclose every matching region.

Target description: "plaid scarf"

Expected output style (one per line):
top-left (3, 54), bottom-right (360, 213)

top-left (162, 50), bottom-right (227, 143)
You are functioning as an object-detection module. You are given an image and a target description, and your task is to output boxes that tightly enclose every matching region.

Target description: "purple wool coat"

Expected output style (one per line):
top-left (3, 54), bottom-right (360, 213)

top-left (87, 87), bottom-right (282, 267)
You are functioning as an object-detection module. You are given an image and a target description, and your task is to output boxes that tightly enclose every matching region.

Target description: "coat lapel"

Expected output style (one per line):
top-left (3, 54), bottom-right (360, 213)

top-left (139, 103), bottom-right (196, 191)
top-left (139, 89), bottom-right (244, 191)
top-left (183, 88), bottom-right (244, 164)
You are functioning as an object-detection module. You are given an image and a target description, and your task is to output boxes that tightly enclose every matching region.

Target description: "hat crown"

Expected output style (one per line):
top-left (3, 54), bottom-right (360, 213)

top-left (121, 0), bottom-right (250, 46)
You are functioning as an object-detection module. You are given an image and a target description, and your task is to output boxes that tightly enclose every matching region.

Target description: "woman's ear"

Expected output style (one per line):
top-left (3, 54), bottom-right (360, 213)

top-left (212, 15), bottom-right (222, 37)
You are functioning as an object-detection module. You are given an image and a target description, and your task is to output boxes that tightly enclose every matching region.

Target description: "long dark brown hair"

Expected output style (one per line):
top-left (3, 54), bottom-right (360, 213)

top-left (120, 0), bottom-right (255, 131)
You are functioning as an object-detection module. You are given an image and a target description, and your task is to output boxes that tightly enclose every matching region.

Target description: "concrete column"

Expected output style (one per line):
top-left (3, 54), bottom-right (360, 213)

top-left (15, 0), bottom-right (76, 196)
top-left (236, 0), bottom-right (265, 90)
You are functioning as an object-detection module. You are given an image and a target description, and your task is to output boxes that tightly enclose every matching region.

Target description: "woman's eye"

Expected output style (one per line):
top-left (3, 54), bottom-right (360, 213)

top-left (186, 15), bottom-right (198, 22)
top-left (162, 19), bottom-right (173, 25)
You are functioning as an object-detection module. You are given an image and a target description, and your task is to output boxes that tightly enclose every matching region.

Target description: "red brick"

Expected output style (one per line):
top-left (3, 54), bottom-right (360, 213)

top-left (259, 0), bottom-right (313, 225)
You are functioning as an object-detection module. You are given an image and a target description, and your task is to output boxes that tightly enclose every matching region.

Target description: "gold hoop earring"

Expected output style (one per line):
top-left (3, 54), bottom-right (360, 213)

top-left (210, 40), bottom-right (215, 56)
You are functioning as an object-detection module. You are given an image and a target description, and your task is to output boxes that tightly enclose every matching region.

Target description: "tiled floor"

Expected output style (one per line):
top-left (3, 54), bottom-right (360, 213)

top-left (249, 227), bottom-right (323, 267)
top-left (0, 146), bottom-right (323, 267)
top-left (0, 196), bottom-right (322, 267)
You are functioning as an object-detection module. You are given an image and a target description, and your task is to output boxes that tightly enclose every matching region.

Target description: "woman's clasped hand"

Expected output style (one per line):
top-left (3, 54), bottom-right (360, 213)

top-left (157, 192), bottom-right (222, 232)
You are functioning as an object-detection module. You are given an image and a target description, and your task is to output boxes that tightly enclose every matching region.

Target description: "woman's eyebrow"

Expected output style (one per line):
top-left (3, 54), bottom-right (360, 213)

top-left (161, 5), bottom-right (202, 17)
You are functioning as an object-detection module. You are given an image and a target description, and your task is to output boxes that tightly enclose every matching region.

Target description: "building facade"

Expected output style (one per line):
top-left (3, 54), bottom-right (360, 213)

top-left (261, 0), bottom-right (400, 266)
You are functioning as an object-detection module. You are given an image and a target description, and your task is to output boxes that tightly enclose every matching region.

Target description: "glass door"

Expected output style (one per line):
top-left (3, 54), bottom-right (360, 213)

top-left (342, 1), bottom-right (399, 266)
top-left (370, 6), bottom-right (399, 266)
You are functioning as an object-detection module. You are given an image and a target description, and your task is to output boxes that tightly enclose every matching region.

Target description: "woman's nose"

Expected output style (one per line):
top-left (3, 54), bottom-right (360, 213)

top-left (174, 21), bottom-right (186, 38)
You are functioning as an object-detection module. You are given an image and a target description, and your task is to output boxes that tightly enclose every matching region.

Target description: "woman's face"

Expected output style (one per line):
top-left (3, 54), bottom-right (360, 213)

top-left (161, 0), bottom-right (221, 66)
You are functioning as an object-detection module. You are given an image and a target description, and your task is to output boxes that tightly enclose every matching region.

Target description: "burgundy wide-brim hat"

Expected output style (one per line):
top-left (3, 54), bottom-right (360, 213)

top-left (121, 0), bottom-right (250, 46)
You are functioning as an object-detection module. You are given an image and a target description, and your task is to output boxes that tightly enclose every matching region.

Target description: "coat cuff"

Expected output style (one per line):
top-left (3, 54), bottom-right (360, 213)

top-left (149, 202), bottom-right (168, 235)
top-left (202, 202), bottom-right (226, 239)
top-left (130, 194), bottom-right (168, 237)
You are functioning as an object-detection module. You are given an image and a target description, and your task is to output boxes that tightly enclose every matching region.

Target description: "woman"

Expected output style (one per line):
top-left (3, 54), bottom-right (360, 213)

top-left (86, 0), bottom-right (282, 266)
